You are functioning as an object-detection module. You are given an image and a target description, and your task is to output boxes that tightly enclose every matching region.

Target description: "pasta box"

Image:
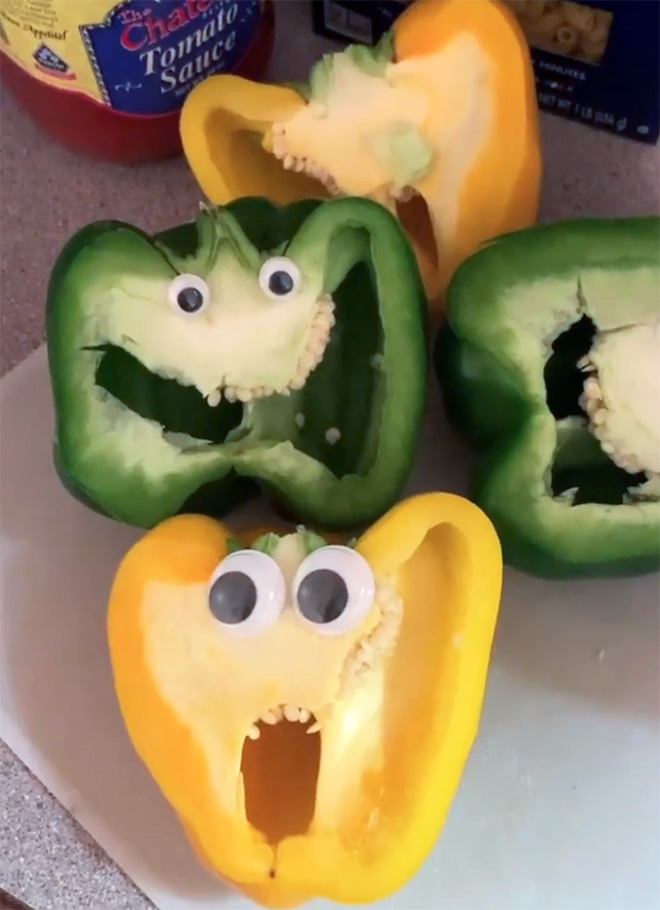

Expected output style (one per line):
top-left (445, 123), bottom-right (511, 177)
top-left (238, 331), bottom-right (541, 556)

top-left (310, 0), bottom-right (660, 145)
top-left (310, 0), bottom-right (412, 45)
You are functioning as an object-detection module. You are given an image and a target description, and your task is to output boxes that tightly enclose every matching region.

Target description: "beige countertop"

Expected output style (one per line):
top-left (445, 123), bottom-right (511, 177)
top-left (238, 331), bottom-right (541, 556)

top-left (1, 2), bottom-right (659, 908)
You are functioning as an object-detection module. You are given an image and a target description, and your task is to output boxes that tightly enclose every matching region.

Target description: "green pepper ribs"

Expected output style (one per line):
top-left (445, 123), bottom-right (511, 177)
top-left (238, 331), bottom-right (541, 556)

top-left (47, 196), bottom-right (427, 529)
top-left (436, 216), bottom-right (660, 578)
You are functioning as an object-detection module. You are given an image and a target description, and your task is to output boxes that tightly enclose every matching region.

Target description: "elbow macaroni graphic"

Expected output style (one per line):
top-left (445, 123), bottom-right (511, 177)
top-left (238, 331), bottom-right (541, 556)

top-left (504, 1), bottom-right (613, 64)
top-left (555, 25), bottom-right (579, 55)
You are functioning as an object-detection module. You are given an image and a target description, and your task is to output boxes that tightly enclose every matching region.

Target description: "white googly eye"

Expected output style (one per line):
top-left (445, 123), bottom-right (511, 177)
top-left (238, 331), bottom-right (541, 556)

top-left (168, 273), bottom-right (210, 315)
top-left (292, 545), bottom-right (375, 636)
top-left (208, 550), bottom-right (285, 638)
top-left (259, 257), bottom-right (301, 300)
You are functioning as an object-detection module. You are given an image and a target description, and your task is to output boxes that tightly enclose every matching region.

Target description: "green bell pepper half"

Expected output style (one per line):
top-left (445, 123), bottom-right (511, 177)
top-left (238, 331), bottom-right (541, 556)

top-left (435, 216), bottom-right (660, 579)
top-left (47, 196), bottom-right (427, 529)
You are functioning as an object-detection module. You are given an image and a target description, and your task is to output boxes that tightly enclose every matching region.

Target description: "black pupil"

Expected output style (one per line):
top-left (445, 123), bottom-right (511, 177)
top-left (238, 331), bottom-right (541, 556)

top-left (177, 286), bottom-right (204, 313)
top-left (209, 571), bottom-right (257, 624)
top-left (268, 270), bottom-right (294, 296)
top-left (297, 569), bottom-right (348, 624)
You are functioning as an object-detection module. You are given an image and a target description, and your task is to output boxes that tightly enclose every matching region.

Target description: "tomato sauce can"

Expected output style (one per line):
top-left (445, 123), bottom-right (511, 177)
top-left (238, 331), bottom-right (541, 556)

top-left (0, 0), bottom-right (275, 163)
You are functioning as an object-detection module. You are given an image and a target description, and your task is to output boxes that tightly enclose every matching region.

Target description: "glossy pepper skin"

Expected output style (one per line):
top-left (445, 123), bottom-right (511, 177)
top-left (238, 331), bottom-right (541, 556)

top-left (179, 0), bottom-right (541, 314)
top-left (47, 196), bottom-right (427, 530)
top-left (435, 217), bottom-right (660, 579)
top-left (107, 492), bottom-right (503, 908)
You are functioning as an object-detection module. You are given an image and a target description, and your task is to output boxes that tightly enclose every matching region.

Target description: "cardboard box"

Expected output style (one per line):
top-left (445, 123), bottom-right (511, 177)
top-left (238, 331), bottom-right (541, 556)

top-left (504, 0), bottom-right (659, 144)
top-left (310, 0), bottom-right (659, 145)
top-left (311, 0), bottom-right (411, 46)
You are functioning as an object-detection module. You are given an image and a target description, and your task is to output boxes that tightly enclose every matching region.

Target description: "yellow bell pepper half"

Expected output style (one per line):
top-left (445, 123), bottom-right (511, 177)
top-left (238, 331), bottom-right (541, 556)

top-left (108, 493), bottom-right (502, 907)
top-left (180, 0), bottom-right (542, 314)
top-left (107, 492), bottom-right (503, 907)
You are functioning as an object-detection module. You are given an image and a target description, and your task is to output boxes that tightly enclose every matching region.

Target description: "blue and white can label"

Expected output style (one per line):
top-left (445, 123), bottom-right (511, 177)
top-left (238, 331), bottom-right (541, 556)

top-left (80, 0), bottom-right (264, 114)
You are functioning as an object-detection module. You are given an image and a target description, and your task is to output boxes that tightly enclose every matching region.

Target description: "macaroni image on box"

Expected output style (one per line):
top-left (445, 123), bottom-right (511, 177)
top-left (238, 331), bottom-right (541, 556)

top-left (504, 0), bottom-right (613, 64)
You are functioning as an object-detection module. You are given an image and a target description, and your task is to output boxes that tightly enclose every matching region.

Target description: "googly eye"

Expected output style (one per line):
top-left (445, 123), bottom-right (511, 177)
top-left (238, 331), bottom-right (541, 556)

top-left (208, 550), bottom-right (285, 638)
top-left (259, 257), bottom-right (301, 300)
top-left (168, 273), bottom-right (210, 315)
top-left (292, 545), bottom-right (375, 636)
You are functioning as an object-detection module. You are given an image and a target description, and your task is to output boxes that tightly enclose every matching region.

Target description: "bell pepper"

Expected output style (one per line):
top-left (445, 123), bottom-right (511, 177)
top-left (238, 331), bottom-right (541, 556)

top-left (435, 217), bottom-right (660, 578)
top-left (107, 492), bottom-right (503, 908)
top-left (179, 0), bottom-right (542, 313)
top-left (47, 195), bottom-right (427, 530)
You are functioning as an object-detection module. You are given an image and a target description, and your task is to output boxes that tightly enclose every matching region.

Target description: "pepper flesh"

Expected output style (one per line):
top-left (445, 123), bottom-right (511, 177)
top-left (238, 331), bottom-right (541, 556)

top-left (180, 0), bottom-right (541, 313)
top-left (436, 216), bottom-right (660, 578)
top-left (107, 492), bottom-right (503, 907)
top-left (47, 196), bottom-right (427, 529)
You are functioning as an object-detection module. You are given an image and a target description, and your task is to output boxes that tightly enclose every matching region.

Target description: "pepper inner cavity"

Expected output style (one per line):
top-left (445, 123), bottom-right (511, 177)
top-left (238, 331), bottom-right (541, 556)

top-left (544, 315), bottom-right (656, 505)
top-left (240, 708), bottom-right (321, 844)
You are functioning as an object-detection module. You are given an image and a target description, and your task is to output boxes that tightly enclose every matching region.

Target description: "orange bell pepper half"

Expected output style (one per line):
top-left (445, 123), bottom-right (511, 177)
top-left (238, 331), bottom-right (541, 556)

top-left (180, 0), bottom-right (542, 314)
top-left (107, 492), bottom-right (503, 907)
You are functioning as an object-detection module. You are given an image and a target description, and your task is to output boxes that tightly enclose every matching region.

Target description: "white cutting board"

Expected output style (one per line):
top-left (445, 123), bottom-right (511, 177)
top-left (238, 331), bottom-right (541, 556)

top-left (1, 345), bottom-right (659, 910)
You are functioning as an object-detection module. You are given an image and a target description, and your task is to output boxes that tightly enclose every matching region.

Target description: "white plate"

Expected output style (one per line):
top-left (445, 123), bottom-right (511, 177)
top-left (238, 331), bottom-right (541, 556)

top-left (1, 346), bottom-right (658, 910)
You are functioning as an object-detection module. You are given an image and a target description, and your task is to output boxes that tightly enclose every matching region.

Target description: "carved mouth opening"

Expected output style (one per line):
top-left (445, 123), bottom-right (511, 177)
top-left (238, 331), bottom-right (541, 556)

top-left (544, 315), bottom-right (648, 504)
top-left (208, 115), bottom-right (331, 201)
top-left (240, 709), bottom-right (321, 845)
top-left (93, 343), bottom-right (245, 446)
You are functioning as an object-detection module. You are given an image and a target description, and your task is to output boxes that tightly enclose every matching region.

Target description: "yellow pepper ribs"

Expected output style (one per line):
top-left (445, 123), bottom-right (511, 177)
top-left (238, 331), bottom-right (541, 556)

top-left (180, 0), bottom-right (542, 314)
top-left (107, 493), bottom-right (503, 907)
